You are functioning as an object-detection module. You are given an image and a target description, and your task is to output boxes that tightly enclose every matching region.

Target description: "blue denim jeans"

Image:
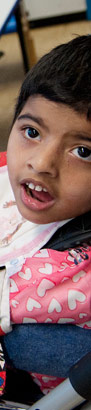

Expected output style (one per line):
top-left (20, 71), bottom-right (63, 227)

top-left (2, 324), bottom-right (91, 377)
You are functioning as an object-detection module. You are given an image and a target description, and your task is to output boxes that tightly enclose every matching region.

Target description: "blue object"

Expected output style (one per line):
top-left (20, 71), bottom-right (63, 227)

top-left (2, 324), bottom-right (91, 377)
top-left (1, 0), bottom-right (18, 35)
top-left (86, 0), bottom-right (91, 20)
top-left (0, 376), bottom-right (4, 386)
top-left (4, 15), bottom-right (17, 34)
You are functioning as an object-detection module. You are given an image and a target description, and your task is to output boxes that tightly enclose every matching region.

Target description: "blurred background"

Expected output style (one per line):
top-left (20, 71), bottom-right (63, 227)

top-left (0, 0), bottom-right (91, 151)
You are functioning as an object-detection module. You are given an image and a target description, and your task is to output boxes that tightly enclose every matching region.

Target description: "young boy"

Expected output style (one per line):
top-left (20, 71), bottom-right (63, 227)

top-left (0, 35), bottom-right (91, 399)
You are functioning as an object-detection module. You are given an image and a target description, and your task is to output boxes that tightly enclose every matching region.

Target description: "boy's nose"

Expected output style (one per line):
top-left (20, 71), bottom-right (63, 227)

top-left (27, 143), bottom-right (58, 177)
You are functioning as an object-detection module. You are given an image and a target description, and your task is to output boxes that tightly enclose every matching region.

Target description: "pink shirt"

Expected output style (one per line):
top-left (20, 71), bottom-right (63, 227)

top-left (0, 153), bottom-right (91, 394)
top-left (9, 245), bottom-right (91, 393)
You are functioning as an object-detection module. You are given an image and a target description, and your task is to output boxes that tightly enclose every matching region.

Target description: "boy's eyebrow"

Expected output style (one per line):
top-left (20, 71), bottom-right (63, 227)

top-left (18, 113), bottom-right (48, 130)
top-left (76, 135), bottom-right (91, 143)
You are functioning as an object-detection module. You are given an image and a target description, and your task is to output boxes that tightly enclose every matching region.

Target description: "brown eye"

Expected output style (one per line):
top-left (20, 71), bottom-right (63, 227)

top-left (78, 147), bottom-right (91, 158)
top-left (72, 146), bottom-right (91, 161)
top-left (24, 127), bottom-right (40, 140)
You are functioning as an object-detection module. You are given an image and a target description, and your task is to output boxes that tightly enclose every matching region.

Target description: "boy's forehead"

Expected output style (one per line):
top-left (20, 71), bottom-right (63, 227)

top-left (20, 95), bottom-right (88, 120)
top-left (18, 95), bottom-right (91, 134)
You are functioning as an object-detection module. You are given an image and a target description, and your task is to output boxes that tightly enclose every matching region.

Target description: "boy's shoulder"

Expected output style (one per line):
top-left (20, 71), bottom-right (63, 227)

top-left (0, 152), bottom-right (7, 167)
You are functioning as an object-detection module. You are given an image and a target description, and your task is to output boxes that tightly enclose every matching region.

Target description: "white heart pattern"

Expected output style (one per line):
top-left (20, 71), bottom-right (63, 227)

top-left (79, 313), bottom-right (87, 319)
top-left (37, 279), bottom-right (54, 297)
top-left (59, 262), bottom-right (71, 271)
top-left (61, 277), bottom-right (69, 282)
top-left (58, 318), bottom-right (75, 323)
top-left (72, 270), bottom-right (86, 282)
top-left (39, 263), bottom-right (52, 275)
top-left (68, 290), bottom-right (86, 310)
top-left (18, 268), bottom-right (32, 280)
top-left (48, 298), bottom-right (62, 313)
top-left (11, 299), bottom-right (19, 308)
top-left (27, 297), bottom-right (41, 311)
top-left (23, 317), bottom-right (37, 323)
top-left (45, 318), bottom-right (52, 323)
top-left (34, 249), bottom-right (49, 258)
top-left (81, 320), bottom-right (91, 327)
top-left (10, 278), bottom-right (18, 293)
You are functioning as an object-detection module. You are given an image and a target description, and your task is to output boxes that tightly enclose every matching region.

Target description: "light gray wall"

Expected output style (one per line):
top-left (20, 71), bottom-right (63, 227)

top-left (24, 0), bottom-right (86, 21)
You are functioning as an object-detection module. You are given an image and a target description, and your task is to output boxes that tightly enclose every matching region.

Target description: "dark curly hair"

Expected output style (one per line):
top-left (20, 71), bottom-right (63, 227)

top-left (12, 35), bottom-right (91, 124)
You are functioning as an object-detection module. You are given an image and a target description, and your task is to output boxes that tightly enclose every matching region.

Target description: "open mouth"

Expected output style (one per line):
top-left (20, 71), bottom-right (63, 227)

top-left (25, 183), bottom-right (53, 203)
top-left (20, 181), bottom-right (55, 211)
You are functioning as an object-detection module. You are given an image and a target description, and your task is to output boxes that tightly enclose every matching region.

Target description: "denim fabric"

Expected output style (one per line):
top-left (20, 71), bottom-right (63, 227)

top-left (2, 324), bottom-right (91, 377)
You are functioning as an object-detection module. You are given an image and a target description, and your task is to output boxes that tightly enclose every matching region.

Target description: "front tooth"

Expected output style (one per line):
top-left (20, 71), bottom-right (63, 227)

top-left (43, 188), bottom-right (47, 192)
top-left (27, 182), bottom-right (35, 190)
top-left (35, 185), bottom-right (42, 192)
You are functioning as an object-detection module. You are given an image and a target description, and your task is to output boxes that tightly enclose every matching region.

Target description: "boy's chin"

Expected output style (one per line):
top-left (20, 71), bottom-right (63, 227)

top-left (16, 203), bottom-right (54, 225)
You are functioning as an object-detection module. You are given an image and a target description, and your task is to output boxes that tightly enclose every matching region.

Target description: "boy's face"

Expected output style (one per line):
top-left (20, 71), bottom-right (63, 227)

top-left (7, 96), bottom-right (91, 224)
